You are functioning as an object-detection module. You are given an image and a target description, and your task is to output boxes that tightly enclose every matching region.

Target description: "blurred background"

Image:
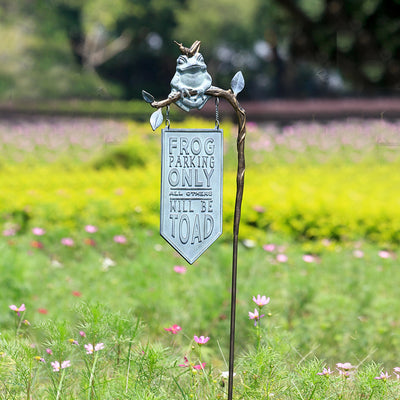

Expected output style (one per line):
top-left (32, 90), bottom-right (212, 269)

top-left (1, 0), bottom-right (399, 107)
top-left (2, 3), bottom-right (400, 388)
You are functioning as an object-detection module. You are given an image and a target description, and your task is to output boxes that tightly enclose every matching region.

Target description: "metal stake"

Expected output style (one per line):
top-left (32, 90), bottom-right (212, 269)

top-left (144, 42), bottom-right (246, 399)
top-left (227, 96), bottom-right (246, 400)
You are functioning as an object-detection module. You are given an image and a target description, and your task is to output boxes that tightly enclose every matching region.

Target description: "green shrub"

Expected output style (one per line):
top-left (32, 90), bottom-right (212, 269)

top-left (1, 118), bottom-right (400, 244)
top-left (91, 135), bottom-right (154, 169)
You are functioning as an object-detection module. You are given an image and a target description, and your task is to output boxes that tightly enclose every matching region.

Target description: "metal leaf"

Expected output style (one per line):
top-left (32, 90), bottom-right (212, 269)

top-left (150, 108), bottom-right (163, 131)
top-left (231, 71), bottom-right (245, 96)
top-left (142, 90), bottom-right (155, 103)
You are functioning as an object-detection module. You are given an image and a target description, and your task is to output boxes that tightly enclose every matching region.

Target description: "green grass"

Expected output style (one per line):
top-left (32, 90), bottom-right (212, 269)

top-left (2, 226), bottom-right (400, 398)
top-left (1, 116), bottom-right (400, 398)
top-left (2, 229), bottom-right (400, 363)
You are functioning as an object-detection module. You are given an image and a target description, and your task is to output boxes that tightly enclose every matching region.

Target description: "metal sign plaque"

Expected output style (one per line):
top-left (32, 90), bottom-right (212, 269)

top-left (160, 128), bottom-right (223, 264)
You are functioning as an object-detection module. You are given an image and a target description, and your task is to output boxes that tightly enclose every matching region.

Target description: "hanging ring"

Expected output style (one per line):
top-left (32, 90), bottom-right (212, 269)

top-left (165, 105), bottom-right (171, 129)
top-left (215, 97), bottom-right (220, 129)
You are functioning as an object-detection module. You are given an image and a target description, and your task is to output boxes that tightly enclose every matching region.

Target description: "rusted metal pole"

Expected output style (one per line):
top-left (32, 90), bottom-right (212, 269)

top-left (207, 87), bottom-right (246, 400)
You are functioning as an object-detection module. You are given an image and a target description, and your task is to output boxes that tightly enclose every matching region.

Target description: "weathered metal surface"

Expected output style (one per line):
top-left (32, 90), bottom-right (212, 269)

top-left (160, 128), bottom-right (223, 264)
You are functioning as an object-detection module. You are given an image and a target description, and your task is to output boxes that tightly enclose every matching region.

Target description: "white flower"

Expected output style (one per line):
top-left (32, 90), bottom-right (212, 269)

top-left (51, 259), bottom-right (63, 268)
top-left (101, 257), bottom-right (116, 271)
top-left (242, 239), bottom-right (256, 248)
top-left (221, 371), bottom-right (236, 379)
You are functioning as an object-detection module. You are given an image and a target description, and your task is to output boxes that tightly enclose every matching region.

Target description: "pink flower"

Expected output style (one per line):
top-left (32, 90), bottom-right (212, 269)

top-left (79, 331), bottom-right (86, 337)
top-left (321, 239), bottom-right (331, 246)
top-left (51, 360), bottom-right (71, 371)
top-left (178, 356), bottom-right (189, 367)
top-left (379, 250), bottom-right (391, 259)
top-left (317, 367), bottom-right (333, 376)
top-left (249, 308), bottom-right (264, 326)
top-left (353, 250), bottom-right (364, 258)
top-left (46, 348), bottom-right (53, 355)
top-left (253, 205), bottom-right (265, 213)
top-left (393, 367), bottom-right (400, 379)
top-left (85, 225), bottom-right (97, 233)
top-left (338, 370), bottom-right (352, 378)
top-left (61, 237), bottom-right (74, 246)
top-left (38, 308), bottom-right (48, 314)
top-left (3, 228), bottom-right (16, 236)
top-left (336, 362), bottom-right (355, 371)
top-left (178, 357), bottom-right (205, 371)
top-left (302, 254), bottom-right (316, 263)
top-left (276, 254), bottom-right (288, 262)
top-left (84, 344), bottom-right (93, 354)
top-left (194, 335), bottom-right (210, 345)
top-left (252, 295), bottom-right (270, 308)
top-left (32, 227), bottom-right (45, 236)
top-left (85, 343), bottom-right (105, 354)
top-left (375, 371), bottom-right (391, 380)
top-left (9, 303), bottom-right (26, 316)
top-left (173, 265), bottom-right (187, 274)
top-left (263, 244), bottom-right (275, 252)
top-left (72, 291), bottom-right (82, 297)
top-left (113, 235), bottom-right (127, 244)
top-left (247, 121), bottom-right (258, 132)
top-left (164, 324), bottom-right (182, 334)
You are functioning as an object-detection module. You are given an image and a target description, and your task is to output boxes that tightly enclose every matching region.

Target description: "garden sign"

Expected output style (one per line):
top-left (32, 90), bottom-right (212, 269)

top-left (142, 40), bottom-right (246, 400)
top-left (160, 128), bottom-right (223, 264)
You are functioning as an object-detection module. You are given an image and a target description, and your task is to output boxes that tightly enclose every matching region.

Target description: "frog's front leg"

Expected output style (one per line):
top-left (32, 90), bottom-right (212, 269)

top-left (181, 88), bottom-right (191, 98)
top-left (195, 88), bottom-right (206, 101)
top-left (168, 88), bottom-right (180, 99)
top-left (169, 87), bottom-right (190, 99)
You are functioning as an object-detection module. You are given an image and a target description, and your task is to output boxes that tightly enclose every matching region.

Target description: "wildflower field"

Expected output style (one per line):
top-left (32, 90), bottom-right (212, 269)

top-left (1, 115), bottom-right (400, 398)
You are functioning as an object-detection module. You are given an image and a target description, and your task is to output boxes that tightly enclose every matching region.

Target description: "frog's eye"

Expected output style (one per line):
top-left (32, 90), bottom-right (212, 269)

top-left (177, 56), bottom-right (187, 65)
top-left (196, 54), bottom-right (204, 63)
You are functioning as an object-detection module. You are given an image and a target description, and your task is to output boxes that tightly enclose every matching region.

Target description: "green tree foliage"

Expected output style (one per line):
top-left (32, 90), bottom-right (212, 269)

top-left (174, 0), bottom-right (258, 53)
top-left (258, 0), bottom-right (400, 92)
top-left (0, 0), bottom-right (122, 99)
top-left (0, 0), bottom-right (399, 99)
top-left (96, 0), bottom-right (187, 98)
top-left (46, 0), bottom-right (189, 99)
top-left (173, 0), bottom-right (260, 92)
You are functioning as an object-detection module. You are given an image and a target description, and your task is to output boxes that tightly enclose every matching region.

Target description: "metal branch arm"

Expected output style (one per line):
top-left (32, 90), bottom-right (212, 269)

top-left (150, 86), bottom-right (246, 400)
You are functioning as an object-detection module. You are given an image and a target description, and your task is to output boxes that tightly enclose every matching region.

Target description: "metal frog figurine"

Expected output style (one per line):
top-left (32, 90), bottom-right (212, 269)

top-left (169, 41), bottom-right (212, 112)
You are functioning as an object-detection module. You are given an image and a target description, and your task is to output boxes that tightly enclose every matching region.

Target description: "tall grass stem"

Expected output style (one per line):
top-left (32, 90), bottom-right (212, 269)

top-left (88, 352), bottom-right (99, 400)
